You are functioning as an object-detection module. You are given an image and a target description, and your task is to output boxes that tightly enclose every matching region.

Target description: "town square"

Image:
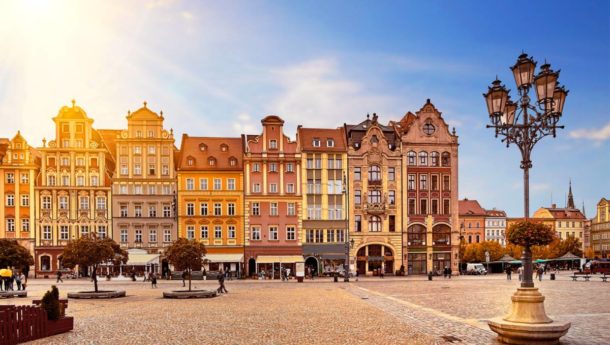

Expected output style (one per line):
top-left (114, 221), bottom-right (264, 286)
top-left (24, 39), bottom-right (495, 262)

top-left (0, 1), bottom-right (609, 344)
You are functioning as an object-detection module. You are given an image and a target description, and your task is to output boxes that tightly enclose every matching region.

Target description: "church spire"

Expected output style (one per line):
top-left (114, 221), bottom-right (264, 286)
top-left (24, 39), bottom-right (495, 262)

top-left (582, 201), bottom-right (586, 218)
top-left (567, 179), bottom-right (575, 209)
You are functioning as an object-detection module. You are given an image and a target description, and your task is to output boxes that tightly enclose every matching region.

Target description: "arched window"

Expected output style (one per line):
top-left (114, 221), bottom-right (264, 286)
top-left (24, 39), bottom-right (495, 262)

top-left (220, 144), bottom-right (228, 152)
top-left (407, 151), bottom-right (416, 166)
top-left (199, 144), bottom-right (207, 151)
top-left (229, 157), bottom-right (237, 167)
top-left (441, 152), bottom-right (450, 167)
top-left (433, 224), bottom-right (451, 245)
top-left (408, 224), bottom-right (426, 245)
top-left (430, 152), bottom-right (439, 166)
top-left (369, 216), bottom-right (382, 232)
top-left (368, 165), bottom-right (381, 181)
top-left (368, 190), bottom-right (382, 203)
top-left (419, 152), bottom-right (428, 166)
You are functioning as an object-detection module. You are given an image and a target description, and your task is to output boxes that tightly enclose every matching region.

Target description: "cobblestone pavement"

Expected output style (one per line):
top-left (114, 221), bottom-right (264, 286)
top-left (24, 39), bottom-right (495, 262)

top-left (1, 274), bottom-right (607, 344)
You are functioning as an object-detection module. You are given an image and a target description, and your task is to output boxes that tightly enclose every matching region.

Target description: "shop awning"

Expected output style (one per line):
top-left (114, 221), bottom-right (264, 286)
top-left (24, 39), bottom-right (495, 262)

top-left (367, 256), bottom-right (384, 262)
top-left (204, 254), bottom-right (244, 263)
top-left (257, 255), bottom-right (304, 264)
top-left (125, 254), bottom-right (160, 266)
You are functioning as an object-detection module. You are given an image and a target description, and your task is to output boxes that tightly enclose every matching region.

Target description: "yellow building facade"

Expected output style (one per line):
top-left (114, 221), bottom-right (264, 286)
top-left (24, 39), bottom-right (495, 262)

top-left (177, 135), bottom-right (244, 275)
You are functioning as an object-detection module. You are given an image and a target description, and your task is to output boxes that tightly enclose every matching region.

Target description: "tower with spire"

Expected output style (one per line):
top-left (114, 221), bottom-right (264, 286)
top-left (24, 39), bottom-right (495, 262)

top-left (567, 179), bottom-right (575, 209)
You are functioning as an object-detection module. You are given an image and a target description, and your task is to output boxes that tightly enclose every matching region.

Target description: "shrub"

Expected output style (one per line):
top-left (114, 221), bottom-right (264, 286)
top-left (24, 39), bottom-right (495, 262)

top-left (507, 221), bottom-right (555, 247)
top-left (41, 285), bottom-right (61, 320)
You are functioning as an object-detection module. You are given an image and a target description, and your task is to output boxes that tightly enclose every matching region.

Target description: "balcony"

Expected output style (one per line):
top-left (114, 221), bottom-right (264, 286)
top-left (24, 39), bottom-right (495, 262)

top-left (364, 202), bottom-right (386, 215)
top-left (368, 179), bottom-right (382, 186)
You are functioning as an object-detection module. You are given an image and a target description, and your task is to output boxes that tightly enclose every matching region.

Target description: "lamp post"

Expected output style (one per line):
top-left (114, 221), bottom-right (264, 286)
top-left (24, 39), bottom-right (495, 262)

top-left (343, 172), bottom-right (354, 282)
top-left (485, 53), bottom-right (570, 344)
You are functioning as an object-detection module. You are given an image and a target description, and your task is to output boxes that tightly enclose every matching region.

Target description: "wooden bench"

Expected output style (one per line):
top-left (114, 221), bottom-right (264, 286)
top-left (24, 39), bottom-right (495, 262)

top-left (600, 275), bottom-right (609, 282)
top-left (570, 275), bottom-right (591, 281)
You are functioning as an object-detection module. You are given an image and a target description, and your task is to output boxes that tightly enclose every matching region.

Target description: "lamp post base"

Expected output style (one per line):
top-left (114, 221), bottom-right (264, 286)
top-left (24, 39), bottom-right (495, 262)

top-left (488, 288), bottom-right (570, 345)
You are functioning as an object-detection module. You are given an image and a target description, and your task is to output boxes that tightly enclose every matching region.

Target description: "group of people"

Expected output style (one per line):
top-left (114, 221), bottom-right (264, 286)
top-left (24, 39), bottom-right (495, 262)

top-left (1, 270), bottom-right (27, 291)
top-left (505, 265), bottom-right (556, 281)
top-left (442, 266), bottom-right (453, 278)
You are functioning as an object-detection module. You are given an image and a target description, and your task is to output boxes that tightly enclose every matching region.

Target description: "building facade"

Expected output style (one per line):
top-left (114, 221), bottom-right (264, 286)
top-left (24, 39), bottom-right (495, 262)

top-left (244, 116), bottom-right (302, 277)
top-left (591, 198), bottom-right (610, 258)
top-left (399, 101), bottom-right (460, 275)
top-left (177, 135), bottom-right (244, 275)
top-left (459, 199), bottom-right (486, 244)
top-left (0, 132), bottom-right (39, 257)
top-left (111, 103), bottom-right (177, 275)
top-left (34, 101), bottom-right (114, 276)
top-left (297, 127), bottom-right (348, 275)
top-left (345, 114), bottom-right (403, 276)
top-left (485, 209), bottom-right (507, 245)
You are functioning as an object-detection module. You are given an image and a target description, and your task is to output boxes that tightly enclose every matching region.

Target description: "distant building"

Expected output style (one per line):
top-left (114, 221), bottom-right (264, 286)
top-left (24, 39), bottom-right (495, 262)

top-left (459, 199), bottom-right (486, 244)
top-left (484, 208), bottom-right (507, 246)
top-left (591, 198), bottom-right (610, 258)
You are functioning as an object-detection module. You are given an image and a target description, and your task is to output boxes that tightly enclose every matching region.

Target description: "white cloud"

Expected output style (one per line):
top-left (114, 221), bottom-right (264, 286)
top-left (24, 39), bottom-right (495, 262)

top-left (569, 122), bottom-right (610, 142)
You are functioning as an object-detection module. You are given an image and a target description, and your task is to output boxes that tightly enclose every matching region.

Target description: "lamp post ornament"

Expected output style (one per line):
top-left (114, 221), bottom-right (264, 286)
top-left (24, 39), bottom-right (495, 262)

top-left (484, 53), bottom-right (571, 344)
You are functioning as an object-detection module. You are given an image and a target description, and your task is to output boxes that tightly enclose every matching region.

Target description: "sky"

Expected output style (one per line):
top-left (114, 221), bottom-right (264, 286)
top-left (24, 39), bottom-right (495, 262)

top-left (0, 0), bottom-right (608, 217)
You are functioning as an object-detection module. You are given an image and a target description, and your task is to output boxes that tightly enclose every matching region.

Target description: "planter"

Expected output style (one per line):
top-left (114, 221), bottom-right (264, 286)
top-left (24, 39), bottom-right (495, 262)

top-left (163, 290), bottom-right (217, 299)
top-left (68, 290), bottom-right (126, 299)
top-left (46, 317), bottom-right (74, 336)
top-left (0, 291), bottom-right (27, 298)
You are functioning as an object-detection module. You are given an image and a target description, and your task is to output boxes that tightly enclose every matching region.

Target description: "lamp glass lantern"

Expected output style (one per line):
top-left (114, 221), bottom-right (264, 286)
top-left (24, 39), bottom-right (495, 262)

top-left (484, 80), bottom-right (509, 124)
top-left (534, 64), bottom-right (559, 111)
top-left (552, 85), bottom-right (568, 115)
top-left (502, 100), bottom-right (517, 125)
top-left (511, 53), bottom-right (537, 89)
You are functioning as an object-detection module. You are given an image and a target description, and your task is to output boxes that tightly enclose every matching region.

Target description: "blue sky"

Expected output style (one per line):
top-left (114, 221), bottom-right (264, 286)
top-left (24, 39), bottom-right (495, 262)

top-left (0, 0), bottom-right (608, 217)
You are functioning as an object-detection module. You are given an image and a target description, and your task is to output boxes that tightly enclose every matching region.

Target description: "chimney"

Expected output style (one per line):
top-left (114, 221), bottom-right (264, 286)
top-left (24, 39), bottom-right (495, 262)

top-left (551, 203), bottom-right (557, 208)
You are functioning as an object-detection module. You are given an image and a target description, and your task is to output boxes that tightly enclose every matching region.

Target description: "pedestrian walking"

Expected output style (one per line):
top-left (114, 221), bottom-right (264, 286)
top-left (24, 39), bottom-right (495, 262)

top-left (56, 270), bottom-right (63, 283)
top-left (19, 273), bottom-right (26, 290)
top-left (537, 266), bottom-right (544, 281)
top-left (443, 266), bottom-right (448, 279)
top-left (517, 266), bottom-right (523, 281)
top-left (448, 267), bottom-right (452, 279)
top-left (505, 266), bottom-right (512, 280)
top-left (181, 271), bottom-right (187, 287)
top-left (355, 270), bottom-right (359, 282)
top-left (15, 273), bottom-right (22, 290)
top-left (217, 272), bottom-right (228, 294)
top-left (151, 273), bottom-right (157, 288)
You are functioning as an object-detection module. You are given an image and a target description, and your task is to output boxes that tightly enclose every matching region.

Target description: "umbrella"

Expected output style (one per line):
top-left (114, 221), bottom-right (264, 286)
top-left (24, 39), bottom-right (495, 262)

top-left (0, 268), bottom-right (12, 277)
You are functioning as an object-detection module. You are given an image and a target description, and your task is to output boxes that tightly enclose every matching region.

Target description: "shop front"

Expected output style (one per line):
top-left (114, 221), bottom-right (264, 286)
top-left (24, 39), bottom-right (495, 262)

top-left (356, 244), bottom-right (395, 275)
top-left (302, 244), bottom-right (347, 276)
top-left (203, 253), bottom-right (244, 278)
top-left (255, 255), bottom-right (304, 279)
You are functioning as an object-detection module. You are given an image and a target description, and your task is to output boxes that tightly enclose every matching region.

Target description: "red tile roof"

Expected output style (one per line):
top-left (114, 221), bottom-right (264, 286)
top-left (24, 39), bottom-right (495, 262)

top-left (459, 199), bottom-right (487, 216)
top-left (297, 127), bottom-right (347, 151)
top-left (546, 208), bottom-right (586, 220)
top-left (485, 209), bottom-right (507, 217)
top-left (178, 135), bottom-right (243, 171)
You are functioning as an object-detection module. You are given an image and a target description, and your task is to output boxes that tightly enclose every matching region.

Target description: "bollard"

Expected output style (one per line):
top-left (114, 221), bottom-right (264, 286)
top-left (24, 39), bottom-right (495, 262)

top-left (334, 274), bottom-right (338, 283)
top-left (428, 271), bottom-right (433, 281)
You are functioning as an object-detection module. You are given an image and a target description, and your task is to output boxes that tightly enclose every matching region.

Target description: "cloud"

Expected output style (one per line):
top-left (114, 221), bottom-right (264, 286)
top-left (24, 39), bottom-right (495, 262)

top-left (569, 122), bottom-right (610, 142)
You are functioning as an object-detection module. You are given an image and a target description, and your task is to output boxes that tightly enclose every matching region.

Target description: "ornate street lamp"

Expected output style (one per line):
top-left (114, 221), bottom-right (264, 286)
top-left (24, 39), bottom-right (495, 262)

top-left (485, 53), bottom-right (570, 344)
top-left (343, 172), bottom-right (353, 282)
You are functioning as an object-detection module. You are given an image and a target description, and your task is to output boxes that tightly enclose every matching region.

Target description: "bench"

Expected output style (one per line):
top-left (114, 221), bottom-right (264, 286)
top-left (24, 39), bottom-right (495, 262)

top-left (600, 275), bottom-right (609, 282)
top-left (570, 275), bottom-right (591, 281)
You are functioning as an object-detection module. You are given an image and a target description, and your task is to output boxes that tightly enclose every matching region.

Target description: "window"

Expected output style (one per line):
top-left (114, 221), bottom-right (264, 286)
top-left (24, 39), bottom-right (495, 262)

top-left (120, 204), bottom-right (128, 217)
top-left (431, 152), bottom-right (440, 166)
top-left (326, 229), bottom-right (335, 242)
top-left (187, 226), bottom-right (195, 240)
top-left (228, 226), bottom-right (236, 239)
top-left (148, 164), bottom-right (155, 176)
top-left (121, 164), bottom-right (129, 175)
top-left (163, 205), bottom-right (171, 217)
top-left (214, 226), bottom-right (222, 239)
top-left (6, 194), bottom-right (14, 206)
top-left (96, 197), bottom-right (106, 210)
top-left (20, 173), bottom-right (29, 184)
top-left (431, 175), bottom-right (439, 191)
top-left (200, 226), bottom-right (208, 239)
top-left (354, 190), bottom-right (361, 204)
top-left (80, 225), bottom-right (89, 238)
top-left (62, 175), bottom-right (69, 186)
top-left (368, 165), bottom-right (381, 181)
top-left (42, 196), bottom-right (51, 209)
top-left (164, 229), bottom-right (171, 242)
top-left (91, 176), bottom-right (99, 186)
top-left (120, 185), bottom-right (128, 194)
top-left (6, 173), bottom-right (14, 184)
top-left (253, 183), bottom-right (261, 193)
top-left (408, 175), bottom-right (416, 190)
top-left (389, 215), bottom-right (396, 232)
top-left (252, 163), bottom-right (260, 172)
top-left (431, 199), bottom-right (439, 214)
top-left (408, 199), bottom-right (416, 215)
top-left (148, 145), bottom-right (156, 154)
top-left (388, 167), bottom-right (395, 181)
top-left (135, 205), bottom-right (143, 217)
top-left (134, 164), bottom-right (142, 175)
top-left (315, 229), bottom-right (323, 243)
top-left (252, 226), bottom-right (261, 240)
top-left (21, 195), bottom-right (29, 206)
top-left (269, 226), bottom-right (278, 240)
top-left (419, 152), bottom-right (428, 166)
top-left (355, 215), bottom-right (362, 232)
top-left (79, 196), bottom-right (89, 210)
top-left (443, 175), bottom-right (450, 191)
top-left (369, 216), bottom-right (382, 232)
top-left (47, 175), bottom-right (56, 186)
top-left (228, 178), bottom-right (236, 190)
top-left (441, 152), bottom-right (451, 166)
top-left (354, 167), bottom-right (361, 180)
top-left (214, 178), bottom-right (221, 190)
top-left (149, 228), bottom-right (157, 242)
top-left (97, 225), bottom-right (107, 239)
top-left (162, 165), bottom-right (169, 175)
top-left (287, 203), bottom-right (295, 216)
top-left (286, 163), bottom-right (294, 172)
top-left (21, 219), bottom-right (29, 232)
top-left (407, 151), bottom-right (416, 166)
top-left (200, 203), bottom-right (208, 216)
top-left (148, 205), bottom-right (156, 217)
top-left (306, 229), bottom-right (314, 243)
top-left (134, 146), bottom-right (141, 154)
top-left (148, 185), bottom-right (156, 195)
top-left (336, 229), bottom-right (345, 242)
top-left (214, 203), bottom-right (222, 216)
top-left (420, 199), bottom-right (428, 215)
top-left (287, 183), bottom-right (295, 193)
top-left (186, 178), bottom-right (194, 190)
top-left (443, 199), bottom-right (450, 215)
top-left (269, 183), bottom-right (278, 193)
top-left (228, 203), bottom-right (236, 216)
top-left (270, 203), bottom-right (278, 216)
top-left (59, 225), bottom-right (69, 240)
top-left (76, 176), bottom-right (84, 186)
top-left (199, 179), bottom-right (208, 190)
top-left (76, 157), bottom-right (85, 166)
top-left (419, 174), bottom-right (427, 190)
top-left (229, 158), bottom-right (237, 166)
top-left (148, 130), bottom-right (154, 138)
top-left (6, 219), bottom-right (15, 232)
top-left (251, 202), bottom-right (260, 216)
top-left (326, 138), bottom-right (334, 147)
top-left (42, 225), bottom-right (52, 240)
top-left (388, 191), bottom-right (395, 205)
top-left (312, 138), bottom-right (321, 147)
top-left (269, 140), bottom-right (277, 149)
top-left (269, 163), bottom-right (277, 172)
top-left (187, 158), bottom-right (194, 166)
top-left (368, 190), bottom-right (382, 203)
top-left (186, 203), bottom-right (194, 216)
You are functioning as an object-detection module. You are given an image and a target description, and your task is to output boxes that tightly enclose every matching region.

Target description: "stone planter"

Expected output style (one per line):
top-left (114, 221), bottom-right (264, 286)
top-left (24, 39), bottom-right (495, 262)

top-left (68, 290), bottom-right (126, 299)
top-left (46, 317), bottom-right (74, 336)
top-left (0, 290), bottom-right (27, 298)
top-left (163, 290), bottom-right (217, 299)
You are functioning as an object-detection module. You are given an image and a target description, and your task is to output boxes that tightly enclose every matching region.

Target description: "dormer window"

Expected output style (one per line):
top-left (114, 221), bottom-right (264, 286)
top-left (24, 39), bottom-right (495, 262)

top-left (312, 138), bottom-right (321, 147)
top-left (208, 157), bottom-right (216, 166)
top-left (269, 140), bottom-right (277, 149)
top-left (187, 157), bottom-right (194, 166)
top-left (199, 143), bottom-right (207, 151)
top-left (220, 144), bottom-right (228, 152)
top-left (326, 139), bottom-right (334, 147)
top-left (229, 158), bottom-right (237, 166)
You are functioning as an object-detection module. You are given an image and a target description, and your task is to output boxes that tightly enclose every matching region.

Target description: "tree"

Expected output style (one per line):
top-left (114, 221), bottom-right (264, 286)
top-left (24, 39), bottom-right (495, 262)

top-left (165, 238), bottom-right (207, 291)
top-left (460, 241), bottom-right (504, 263)
top-left (60, 235), bottom-right (127, 292)
top-left (584, 247), bottom-right (595, 259)
top-left (0, 239), bottom-right (34, 269)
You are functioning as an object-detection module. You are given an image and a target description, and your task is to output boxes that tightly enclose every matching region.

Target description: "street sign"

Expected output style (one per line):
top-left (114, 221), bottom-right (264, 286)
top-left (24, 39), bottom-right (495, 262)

top-left (485, 251), bottom-right (490, 263)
